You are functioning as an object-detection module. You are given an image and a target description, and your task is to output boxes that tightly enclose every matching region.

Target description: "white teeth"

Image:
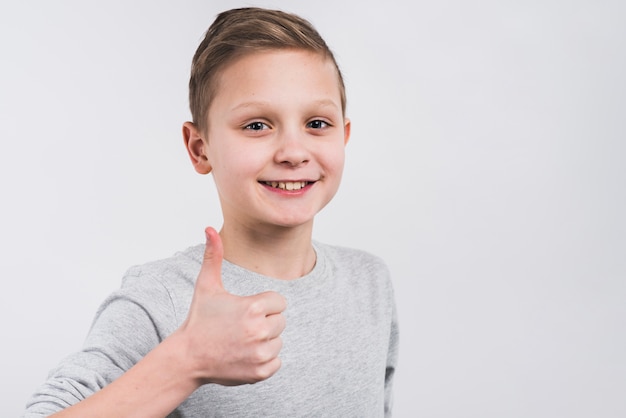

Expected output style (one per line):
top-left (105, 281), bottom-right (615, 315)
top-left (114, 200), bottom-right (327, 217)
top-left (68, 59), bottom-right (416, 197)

top-left (264, 181), bottom-right (307, 190)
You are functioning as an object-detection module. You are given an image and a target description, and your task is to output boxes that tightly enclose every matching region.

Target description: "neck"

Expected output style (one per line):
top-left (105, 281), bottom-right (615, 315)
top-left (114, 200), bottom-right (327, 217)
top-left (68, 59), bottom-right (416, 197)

top-left (219, 221), bottom-right (316, 280)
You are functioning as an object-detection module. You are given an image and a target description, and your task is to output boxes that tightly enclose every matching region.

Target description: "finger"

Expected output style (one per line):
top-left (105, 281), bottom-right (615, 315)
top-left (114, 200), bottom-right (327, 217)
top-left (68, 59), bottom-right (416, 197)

top-left (195, 226), bottom-right (225, 293)
top-left (261, 336), bottom-right (283, 361)
top-left (264, 313), bottom-right (286, 340)
top-left (247, 291), bottom-right (287, 316)
top-left (251, 356), bottom-right (282, 383)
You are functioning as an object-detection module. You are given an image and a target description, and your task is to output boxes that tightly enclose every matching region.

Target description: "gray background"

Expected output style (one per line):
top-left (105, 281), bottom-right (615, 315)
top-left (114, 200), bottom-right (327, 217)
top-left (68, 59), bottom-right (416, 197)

top-left (1, 0), bottom-right (625, 416)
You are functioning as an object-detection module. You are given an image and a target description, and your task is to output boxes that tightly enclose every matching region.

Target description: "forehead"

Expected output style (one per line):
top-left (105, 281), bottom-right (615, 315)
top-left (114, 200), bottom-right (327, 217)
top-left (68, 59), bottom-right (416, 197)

top-left (210, 49), bottom-right (343, 114)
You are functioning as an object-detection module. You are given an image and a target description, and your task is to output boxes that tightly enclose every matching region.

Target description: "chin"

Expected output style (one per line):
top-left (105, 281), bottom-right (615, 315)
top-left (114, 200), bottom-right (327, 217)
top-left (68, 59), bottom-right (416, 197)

top-left (267, 214), bottom-right (315, 229)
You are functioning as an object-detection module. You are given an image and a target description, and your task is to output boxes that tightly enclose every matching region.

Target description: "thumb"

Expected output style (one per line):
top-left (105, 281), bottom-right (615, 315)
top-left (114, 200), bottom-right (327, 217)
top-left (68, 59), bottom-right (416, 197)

top-left (196, 226), bottom-right (225, 293)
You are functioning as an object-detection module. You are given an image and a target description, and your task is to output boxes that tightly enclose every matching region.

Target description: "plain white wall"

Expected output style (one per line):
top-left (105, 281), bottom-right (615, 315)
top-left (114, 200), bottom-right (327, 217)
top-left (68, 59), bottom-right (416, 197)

top-left (1, 0), bottom-right (625, 416)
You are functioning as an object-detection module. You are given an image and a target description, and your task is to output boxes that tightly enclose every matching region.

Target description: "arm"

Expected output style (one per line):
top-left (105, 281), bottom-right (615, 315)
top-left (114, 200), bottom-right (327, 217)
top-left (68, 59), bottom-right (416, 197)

top-left (51, 331), bottom-right (201, 418)
top-left (26, 228), bottom-right (286, 417)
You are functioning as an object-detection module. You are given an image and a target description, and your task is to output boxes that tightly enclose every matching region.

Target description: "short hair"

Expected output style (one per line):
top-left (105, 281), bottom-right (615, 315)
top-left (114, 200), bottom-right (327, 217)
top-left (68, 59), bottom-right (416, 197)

top-left (189, 7), bottom-right (347, 132)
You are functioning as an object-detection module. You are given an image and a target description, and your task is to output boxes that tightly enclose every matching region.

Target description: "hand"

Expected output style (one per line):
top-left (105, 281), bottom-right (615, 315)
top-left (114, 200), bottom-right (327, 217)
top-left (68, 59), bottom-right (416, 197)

top-left (180, 227), bottom-right (287, 386)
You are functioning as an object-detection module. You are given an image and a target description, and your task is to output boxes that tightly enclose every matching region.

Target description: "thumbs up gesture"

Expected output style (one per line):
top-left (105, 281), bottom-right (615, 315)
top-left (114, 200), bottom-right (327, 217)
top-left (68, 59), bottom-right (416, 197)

top-left (180, 227), bottom-right (287, 386)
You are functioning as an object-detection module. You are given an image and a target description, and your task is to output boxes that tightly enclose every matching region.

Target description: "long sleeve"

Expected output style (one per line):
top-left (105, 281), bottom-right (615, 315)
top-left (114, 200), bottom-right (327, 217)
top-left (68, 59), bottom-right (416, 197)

top-left (23, 268), bottom-right (179, 417)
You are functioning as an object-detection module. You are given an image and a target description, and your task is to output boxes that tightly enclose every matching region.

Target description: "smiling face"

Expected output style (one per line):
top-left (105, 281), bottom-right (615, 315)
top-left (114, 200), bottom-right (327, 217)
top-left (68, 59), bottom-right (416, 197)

top-left (185, 49), bottom-right (350, 233)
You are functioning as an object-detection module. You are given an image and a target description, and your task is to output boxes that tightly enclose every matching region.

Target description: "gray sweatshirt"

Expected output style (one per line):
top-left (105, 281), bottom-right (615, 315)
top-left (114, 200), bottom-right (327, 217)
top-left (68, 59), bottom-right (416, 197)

top-left (24, 241), bottom-right (399, 417)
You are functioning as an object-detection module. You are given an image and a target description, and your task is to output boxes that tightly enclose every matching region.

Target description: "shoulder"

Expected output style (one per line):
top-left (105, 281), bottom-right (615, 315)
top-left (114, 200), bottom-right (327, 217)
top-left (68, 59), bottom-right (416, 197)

top-left (315, 241), bottom-right (390, 276)
top-left (314, 241), bottom-right (393, 299)
top-left (121, 244), bottom-right (204, 289)
top-left (101, 244), bottom-right (204, 327)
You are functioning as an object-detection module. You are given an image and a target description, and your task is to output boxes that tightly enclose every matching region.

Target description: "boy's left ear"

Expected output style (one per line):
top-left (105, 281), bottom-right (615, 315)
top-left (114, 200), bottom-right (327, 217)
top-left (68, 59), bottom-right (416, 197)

top-left (182, 121), bottom-right (212, 174)
top-left (343, 118), bottom-right (351, 145)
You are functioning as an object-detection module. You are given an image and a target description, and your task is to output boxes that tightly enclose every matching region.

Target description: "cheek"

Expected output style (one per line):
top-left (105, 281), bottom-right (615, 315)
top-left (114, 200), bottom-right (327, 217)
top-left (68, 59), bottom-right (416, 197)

top-left (212, 147), bottom-right (262, 188)
top-left (326, 144), bottom-right (346, 174)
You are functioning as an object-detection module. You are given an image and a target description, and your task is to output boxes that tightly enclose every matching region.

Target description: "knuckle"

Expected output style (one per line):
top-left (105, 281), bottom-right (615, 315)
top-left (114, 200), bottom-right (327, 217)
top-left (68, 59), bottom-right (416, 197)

top-left (253, 360), bottom-right (279, 382)
top-left (254, 369), bottom-right (271, 382)
top-left (244, 321), bottom-right (267, 341)
top-left (252, 345), bottom-right (272, 363)
top-left (247, 300), bottom-right (264, 316)
top-left (256, 327), bottom-right (271, 342)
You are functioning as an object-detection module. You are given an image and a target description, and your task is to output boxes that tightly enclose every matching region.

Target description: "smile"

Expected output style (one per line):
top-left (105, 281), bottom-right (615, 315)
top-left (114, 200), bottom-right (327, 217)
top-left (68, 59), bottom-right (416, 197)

top-left (262, 181), bottom-right (310, 191)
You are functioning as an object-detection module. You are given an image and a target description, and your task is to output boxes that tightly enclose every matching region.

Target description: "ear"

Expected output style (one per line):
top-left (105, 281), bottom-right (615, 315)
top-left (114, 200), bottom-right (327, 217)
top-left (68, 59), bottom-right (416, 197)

top-left (182, 121), bottom-right (212, 174)
top-left (343, 118), bottom-right (351, 146)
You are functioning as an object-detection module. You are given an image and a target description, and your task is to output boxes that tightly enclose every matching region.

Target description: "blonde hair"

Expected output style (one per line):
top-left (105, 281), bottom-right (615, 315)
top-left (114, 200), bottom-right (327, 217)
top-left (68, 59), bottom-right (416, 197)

top-left (189, 7), bottom-right (346, 131)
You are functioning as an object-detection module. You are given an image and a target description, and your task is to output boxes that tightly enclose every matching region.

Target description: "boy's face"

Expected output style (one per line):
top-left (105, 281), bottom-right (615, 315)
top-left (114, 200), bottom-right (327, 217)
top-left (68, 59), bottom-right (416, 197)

top-left (185, 49), bottom-right (350, 231)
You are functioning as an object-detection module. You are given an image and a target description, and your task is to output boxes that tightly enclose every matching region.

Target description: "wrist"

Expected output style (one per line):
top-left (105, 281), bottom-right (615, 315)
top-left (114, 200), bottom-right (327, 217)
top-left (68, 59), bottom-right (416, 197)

top-left (161, 327), bottom-right (209, 390)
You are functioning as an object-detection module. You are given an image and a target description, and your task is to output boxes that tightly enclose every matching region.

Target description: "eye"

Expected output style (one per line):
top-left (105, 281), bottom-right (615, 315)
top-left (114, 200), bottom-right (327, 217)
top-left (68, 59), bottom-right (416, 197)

top-left (244, 121), bottom-right (270, 131)
top-left (306, 120), bottom-right (329, 129)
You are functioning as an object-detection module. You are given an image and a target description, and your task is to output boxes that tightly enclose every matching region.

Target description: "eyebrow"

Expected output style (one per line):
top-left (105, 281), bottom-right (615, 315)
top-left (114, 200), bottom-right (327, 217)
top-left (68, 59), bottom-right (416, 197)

top-left (230, 99), bottom-right (340, 112)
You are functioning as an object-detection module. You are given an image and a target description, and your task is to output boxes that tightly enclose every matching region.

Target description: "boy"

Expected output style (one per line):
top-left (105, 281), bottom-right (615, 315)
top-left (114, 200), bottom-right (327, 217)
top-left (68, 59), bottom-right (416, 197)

top-left (24, 7), bottom-right (398, 417)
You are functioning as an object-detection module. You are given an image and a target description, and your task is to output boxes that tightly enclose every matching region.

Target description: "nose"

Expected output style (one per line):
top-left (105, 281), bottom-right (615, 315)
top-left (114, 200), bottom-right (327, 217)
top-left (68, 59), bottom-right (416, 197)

top-left (274, 129), bottom-right (310, 167)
